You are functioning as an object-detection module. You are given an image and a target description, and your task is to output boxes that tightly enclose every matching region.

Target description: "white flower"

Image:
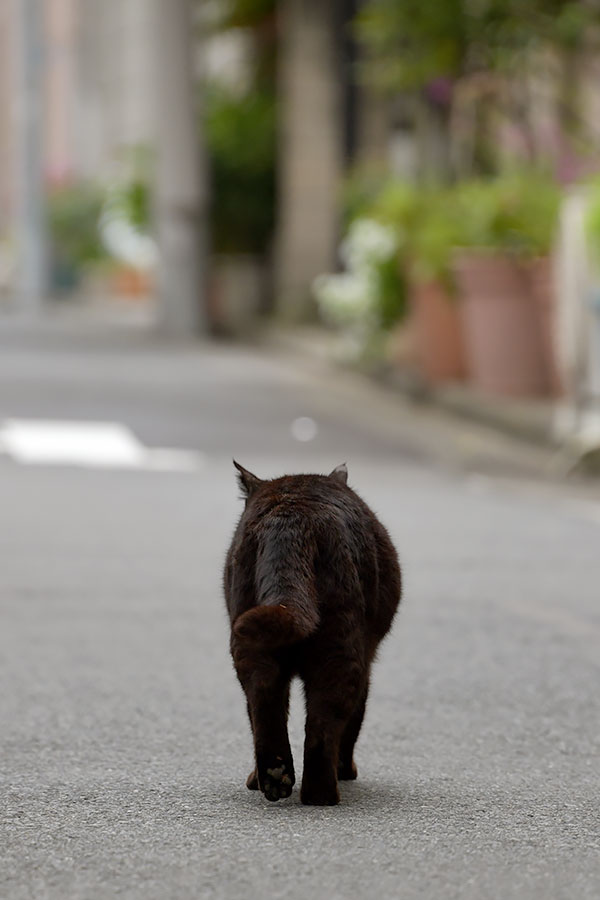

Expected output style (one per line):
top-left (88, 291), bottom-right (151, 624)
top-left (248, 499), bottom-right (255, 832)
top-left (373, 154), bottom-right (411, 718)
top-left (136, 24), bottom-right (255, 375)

top-left (312, 217), bottom-right (398, 347)
top-left (340, 219), bottom-right (397, 271)
top-left (313, 270), bottom-right (378, 325)
top-left (99, 214), bottom-right (157, 270)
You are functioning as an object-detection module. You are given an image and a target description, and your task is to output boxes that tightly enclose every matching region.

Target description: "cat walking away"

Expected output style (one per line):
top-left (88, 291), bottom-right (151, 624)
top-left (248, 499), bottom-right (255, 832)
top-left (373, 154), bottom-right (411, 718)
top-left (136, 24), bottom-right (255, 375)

top-left (223, 462), bottom-right (402, 806)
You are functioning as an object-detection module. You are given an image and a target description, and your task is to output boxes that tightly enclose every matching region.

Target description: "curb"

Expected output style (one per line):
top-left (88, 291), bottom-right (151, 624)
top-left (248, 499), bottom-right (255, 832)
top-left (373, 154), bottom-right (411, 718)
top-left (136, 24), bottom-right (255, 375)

top-left (414, 383), bottom-right (558, 448)
top-left (262, 323), bottom-right (559, 450)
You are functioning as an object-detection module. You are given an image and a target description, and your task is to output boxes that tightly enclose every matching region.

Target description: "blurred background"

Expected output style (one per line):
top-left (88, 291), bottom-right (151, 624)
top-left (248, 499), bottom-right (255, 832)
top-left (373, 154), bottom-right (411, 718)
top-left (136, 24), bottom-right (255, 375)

top-left (2, 4), bottom-right (600, 900)
top-left (1, 0), bottom-right (600, 443)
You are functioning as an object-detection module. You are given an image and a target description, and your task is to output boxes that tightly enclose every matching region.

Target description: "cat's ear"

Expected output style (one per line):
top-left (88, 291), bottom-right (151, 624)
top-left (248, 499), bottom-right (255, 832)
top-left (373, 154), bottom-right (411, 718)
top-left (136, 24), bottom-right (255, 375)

top-left (233, 460), bottom-right (262, 498)
top-left (329, 463), bottom-right (348, 485)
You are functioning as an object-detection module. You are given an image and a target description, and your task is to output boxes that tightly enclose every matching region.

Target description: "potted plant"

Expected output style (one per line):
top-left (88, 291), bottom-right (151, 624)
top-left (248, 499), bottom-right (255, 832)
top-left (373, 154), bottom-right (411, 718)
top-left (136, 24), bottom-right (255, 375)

top-left (452, 172), bottom-right (561, 396)
top-left (360, 178), bottom-right (466, 382)
top-left (349, 179), bottom-right (420, 371)
top-left (205, 84), bottom-right (276, 335)
top-left (408, 188), bottom-right (466, 383)
top-left (47, 183), bottom-right (107, 295)
top-left (312, 217), bottom-right (406, 365)
top-left (99, 154), bottom-right (156, 300)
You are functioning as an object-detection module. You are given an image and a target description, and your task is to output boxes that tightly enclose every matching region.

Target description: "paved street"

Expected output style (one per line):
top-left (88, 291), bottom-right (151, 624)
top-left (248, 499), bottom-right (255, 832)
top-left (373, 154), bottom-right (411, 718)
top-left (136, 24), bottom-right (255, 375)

top-left (1, 316), bottom-right (599, 900)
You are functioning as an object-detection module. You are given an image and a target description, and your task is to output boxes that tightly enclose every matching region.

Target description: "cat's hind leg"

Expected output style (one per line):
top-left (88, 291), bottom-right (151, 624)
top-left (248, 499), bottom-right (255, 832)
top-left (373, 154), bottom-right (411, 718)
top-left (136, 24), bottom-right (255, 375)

top-left (233, 643), bottom-right (295, 801)
top-left (244, 701), bottom-right (259, 790)
top-left (301, 654), bottom-right (365, 805)
top-left (253, 675), bottom-right (294, 801)
top-left (337, 682), bottom-right (369, 780)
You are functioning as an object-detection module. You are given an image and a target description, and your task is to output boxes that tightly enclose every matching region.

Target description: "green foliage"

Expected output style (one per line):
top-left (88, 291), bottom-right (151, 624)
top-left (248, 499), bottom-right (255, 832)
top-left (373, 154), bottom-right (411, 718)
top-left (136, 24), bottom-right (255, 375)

top-left (349, 169), bottom-right (561, 294)
top-left (314, 217), bottom-right (407, 334)
top-left (363, 179), bottom-right (422, 233)
top-left (376, 252), bottom-right (408, 328)
top-left (48, 183), bottom-right (107, 270)
top-left (107, 145), bottom-right (152, 229)
top-left (120, 179), bottom-right (150, 230)
top-left (105, 177), bottom-right (150, 231)
top-left (410, 189), bottom-right (466, 287)
top-left (347, 176), bottom-right (456, 286)
top-left (348, 186), bottom-right (414, 325)
top-left (584, 177), bottom-right (600, 264)
top-left (217, 0), bottom-right (276, 29)
top-left (205, 85), bottom-right (276, 253)
top-left (455, 171), bottom-right (561, 255)
top-left (356, 0), bottom-right (468, 91)
top-left (341, 168), bottom-right (391, 226)
top-left (356, 0), bottom-right (600, 92)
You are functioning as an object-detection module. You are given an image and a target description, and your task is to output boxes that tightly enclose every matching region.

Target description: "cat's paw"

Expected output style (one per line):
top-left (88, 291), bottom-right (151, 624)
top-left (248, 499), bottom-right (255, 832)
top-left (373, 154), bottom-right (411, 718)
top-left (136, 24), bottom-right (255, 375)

top-left (246, 768), bottom-right (259, 790)
top-left (337, 759), bottom-right (358, 780)
top-left (259, 758), bottom-right (294, 802)
top-left (300, 777), bottom-right (340, 806)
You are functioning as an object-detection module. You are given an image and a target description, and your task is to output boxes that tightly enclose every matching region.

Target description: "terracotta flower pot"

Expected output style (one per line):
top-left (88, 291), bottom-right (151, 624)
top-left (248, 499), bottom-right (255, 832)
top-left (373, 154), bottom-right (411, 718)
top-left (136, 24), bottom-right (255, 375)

top-left (454, 251), bottom-right (551, 397)
top-left (111, 266), bottom-right (152, 299)
top-left (208, 254), bottom-right (266, 336)
top-left (528, 257), bottom-right (564, 397)
top-left (410, 279), bottom-right (466, 383)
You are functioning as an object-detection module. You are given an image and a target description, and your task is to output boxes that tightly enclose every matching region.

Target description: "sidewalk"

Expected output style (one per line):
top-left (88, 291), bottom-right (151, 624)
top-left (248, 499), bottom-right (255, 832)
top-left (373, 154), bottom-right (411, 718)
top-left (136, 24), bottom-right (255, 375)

top-left (0, 298), bottom-right (570, 454)
top-left (262, 323), bottom-right (559, 447)
top-left (0, 303), bottom-right (592, 481)
top-left (411, 382), bottom-right (556, 446)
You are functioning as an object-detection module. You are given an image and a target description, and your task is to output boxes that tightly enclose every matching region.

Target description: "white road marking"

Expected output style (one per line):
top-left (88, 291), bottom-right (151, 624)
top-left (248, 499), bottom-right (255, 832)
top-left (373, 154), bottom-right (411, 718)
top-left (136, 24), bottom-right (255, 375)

top-left (0, 419), bottom-right (204, 473)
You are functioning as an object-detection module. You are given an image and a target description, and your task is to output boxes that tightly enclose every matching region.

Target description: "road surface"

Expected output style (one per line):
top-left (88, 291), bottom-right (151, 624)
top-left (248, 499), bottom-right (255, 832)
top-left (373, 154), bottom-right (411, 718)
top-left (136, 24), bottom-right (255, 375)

top-left (1, 318), bottom-right (598, 899)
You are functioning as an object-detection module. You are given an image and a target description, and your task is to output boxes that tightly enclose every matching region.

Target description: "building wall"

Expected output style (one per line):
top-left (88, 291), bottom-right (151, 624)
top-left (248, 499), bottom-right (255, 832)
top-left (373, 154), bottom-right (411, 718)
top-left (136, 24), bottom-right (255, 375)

top-left (0, 3), bottom-right (15, 233)
top-left (44, 0), bottom-right (77, 184)
top-left (275, 0), bottom-right (344, 318)
top-left (73, 0), bottom-right (156, 180)
top-left (1, 0), bottom-right (157, 239)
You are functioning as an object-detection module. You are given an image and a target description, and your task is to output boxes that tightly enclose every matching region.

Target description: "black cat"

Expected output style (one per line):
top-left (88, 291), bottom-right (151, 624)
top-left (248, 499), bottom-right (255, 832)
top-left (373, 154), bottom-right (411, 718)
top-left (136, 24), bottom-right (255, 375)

top-left (224, 462), bottom-right (402, 805)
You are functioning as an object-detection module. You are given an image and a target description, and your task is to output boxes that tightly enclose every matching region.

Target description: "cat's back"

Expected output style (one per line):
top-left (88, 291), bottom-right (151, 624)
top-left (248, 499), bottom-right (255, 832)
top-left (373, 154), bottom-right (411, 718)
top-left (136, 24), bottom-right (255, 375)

top-left (279, 474), bottom-right (400, 636)
top-left (255, 474), bottom-right (395, 583)
top-left (253, 473), bottom-right (376, 537)
top-left (225, 464), bottom-right (401, 650)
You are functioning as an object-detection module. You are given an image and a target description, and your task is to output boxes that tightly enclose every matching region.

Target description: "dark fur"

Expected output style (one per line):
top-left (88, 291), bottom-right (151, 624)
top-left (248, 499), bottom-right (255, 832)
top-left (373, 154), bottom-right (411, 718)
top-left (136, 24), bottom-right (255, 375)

top-left (223, 462), bottom-right (402, 805)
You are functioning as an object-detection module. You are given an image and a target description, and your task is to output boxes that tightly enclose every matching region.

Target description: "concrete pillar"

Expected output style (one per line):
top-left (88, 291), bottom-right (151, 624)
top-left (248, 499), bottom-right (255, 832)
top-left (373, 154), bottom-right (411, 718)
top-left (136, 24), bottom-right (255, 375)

top-left (0, 3), bottom-right (16, 235)
top-left (355, 86), bottom-right (390, 168)
top-left (45, 0), bottom-right (77, 184)
top-left (14, 0), bottom-right (47, 311)
top-left (154, 0), bottom-right (207, 337)
top-left (275, 0), bottom-right (343, 319)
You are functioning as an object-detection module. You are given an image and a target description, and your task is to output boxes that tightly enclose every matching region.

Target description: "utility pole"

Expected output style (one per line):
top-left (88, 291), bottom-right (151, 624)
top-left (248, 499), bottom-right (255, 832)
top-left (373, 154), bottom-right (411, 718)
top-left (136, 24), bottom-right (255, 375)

top-left (154, 0), bottom-right (207, 337)
top-left (14, 0), bottom-right (47, 313)
top-left (275, 0), bottom-right (342, 320)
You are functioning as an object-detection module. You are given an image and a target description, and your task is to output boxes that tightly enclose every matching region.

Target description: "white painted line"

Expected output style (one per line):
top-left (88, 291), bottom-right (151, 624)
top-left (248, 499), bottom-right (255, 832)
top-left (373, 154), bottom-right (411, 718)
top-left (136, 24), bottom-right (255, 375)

top-left (143, 447), bottom-right (205, 473)
top-left (0, 419), bottom-right (204, 473)
top-left (0, 419), bottom-right (145, 467)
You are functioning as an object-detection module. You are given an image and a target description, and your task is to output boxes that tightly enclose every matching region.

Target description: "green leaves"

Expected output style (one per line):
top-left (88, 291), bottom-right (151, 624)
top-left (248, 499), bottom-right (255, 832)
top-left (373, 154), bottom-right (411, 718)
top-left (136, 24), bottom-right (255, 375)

top-left (216, 0), bottom-right (276, 29)
top-left (355, 0), bottom-right (468, 90)
top-left (48, 183), bottom-right (107, 269)
top-left (454, 172), bottom-right (561, 255)
top-left (344, 169), bottom-right (561, 292)
top-left (205, 86), bottom-right (277, 253)
top-left (584, 177), bottom-right (600, 264)
top-left (355, 0), bottom-right (599, 92)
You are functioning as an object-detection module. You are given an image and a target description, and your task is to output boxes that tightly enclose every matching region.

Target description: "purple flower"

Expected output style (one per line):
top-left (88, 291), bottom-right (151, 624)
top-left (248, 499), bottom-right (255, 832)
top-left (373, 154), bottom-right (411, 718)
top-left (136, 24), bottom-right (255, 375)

top-left (425, 77), bottom-right (454, 107)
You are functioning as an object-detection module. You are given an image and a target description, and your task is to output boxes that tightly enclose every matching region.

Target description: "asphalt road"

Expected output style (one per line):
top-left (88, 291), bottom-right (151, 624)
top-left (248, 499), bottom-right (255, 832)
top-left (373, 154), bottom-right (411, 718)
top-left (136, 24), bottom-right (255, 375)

top-left (1, 317), bottom-right (599, 899)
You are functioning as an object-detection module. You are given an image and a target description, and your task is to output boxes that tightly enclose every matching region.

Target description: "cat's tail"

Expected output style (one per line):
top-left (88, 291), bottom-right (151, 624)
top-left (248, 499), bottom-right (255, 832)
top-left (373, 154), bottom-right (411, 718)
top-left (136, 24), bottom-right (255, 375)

top-left (232, 517), bottom-right (320, 649)
top-left (233, 601), bottom-right (318, 649)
